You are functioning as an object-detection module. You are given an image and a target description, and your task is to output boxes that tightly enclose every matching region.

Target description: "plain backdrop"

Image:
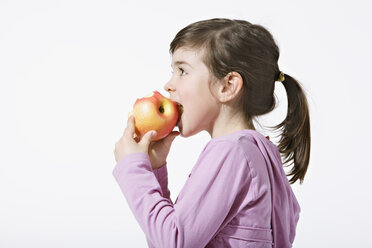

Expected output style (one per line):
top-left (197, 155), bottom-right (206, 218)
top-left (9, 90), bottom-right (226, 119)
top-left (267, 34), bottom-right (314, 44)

top-left (1, 0), bottom-right (371, 247)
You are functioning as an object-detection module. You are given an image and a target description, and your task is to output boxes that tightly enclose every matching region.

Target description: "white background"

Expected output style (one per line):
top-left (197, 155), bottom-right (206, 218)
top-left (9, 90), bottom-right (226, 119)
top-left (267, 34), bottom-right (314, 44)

top-left (1, 0), bottom-right (371, 247)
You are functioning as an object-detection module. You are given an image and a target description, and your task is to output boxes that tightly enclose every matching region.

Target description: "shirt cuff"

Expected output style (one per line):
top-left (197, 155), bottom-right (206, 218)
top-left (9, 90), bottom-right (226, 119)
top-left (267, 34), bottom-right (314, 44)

top-left (113, 152), bottom-right (151, 179)
top-left (153, 163), bottom-right (168, 180)
top-left (113, 153), bottom-right (169, 185)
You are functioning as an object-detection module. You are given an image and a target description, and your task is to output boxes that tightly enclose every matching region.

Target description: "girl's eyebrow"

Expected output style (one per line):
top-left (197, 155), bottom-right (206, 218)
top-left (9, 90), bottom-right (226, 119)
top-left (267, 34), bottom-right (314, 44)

top-left (171, 60), bottom-right (193, 69)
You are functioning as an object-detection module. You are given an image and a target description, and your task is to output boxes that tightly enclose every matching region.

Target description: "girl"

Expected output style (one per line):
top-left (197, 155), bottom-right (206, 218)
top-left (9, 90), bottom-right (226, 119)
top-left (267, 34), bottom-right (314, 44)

top-left (114, 18), bottom-right (310, 248)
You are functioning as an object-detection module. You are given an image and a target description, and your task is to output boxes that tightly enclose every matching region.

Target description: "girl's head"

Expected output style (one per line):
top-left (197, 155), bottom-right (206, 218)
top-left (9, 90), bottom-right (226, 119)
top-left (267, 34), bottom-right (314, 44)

top-left (165, 18), bottom-right (311, 184)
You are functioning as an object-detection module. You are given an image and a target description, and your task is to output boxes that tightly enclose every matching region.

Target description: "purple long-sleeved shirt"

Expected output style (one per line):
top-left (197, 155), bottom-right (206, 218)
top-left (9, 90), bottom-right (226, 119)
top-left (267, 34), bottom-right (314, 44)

top-left (113, 129), bottom-right (300, 248)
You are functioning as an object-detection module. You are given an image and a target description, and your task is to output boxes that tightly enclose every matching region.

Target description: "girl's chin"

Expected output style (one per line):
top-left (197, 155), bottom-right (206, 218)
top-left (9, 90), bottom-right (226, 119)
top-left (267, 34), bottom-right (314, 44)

top-left (176, 121), bottom-right (189, 137)
top-left (177, 126), bottom-right (196, 138)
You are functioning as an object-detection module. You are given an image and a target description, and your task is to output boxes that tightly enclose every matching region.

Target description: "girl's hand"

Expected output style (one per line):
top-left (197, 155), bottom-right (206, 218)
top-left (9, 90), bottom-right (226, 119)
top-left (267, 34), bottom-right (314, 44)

top-left (148, 130), bottom-right (179, 170)
top-left (114, 115), bottom-right (179, 170)
top-left (114, 115), bottom-right (157, 163)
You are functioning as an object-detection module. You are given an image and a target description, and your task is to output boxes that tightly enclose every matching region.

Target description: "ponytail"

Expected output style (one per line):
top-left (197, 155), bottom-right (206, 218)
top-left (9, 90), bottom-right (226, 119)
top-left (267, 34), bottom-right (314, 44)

top-left (272, 74), bottom-right (311, 184)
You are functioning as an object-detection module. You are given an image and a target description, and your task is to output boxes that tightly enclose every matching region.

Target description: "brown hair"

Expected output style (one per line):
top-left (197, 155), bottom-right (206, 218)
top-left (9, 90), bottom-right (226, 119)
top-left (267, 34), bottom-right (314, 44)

top-left (169, 18), bottom-right (310, 184)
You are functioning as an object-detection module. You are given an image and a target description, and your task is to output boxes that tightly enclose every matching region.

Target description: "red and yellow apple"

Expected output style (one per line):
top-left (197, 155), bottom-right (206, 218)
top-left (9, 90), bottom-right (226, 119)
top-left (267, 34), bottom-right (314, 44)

top-left (131, 91), bottom-right (182, 141)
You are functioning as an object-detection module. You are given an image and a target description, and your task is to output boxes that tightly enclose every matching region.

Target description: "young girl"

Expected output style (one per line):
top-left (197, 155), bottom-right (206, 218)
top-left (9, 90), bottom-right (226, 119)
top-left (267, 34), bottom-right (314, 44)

top-left (113, 18), bottom-right (310, 248)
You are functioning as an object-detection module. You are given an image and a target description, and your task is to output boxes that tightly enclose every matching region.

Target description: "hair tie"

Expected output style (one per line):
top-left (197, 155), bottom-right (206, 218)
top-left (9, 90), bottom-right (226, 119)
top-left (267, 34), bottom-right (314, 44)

top-left (277, 71), bottom-right (285, 82)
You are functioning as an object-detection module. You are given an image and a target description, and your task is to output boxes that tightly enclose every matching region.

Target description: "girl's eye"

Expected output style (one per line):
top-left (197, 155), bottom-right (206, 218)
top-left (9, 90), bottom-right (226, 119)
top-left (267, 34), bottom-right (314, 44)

top-left (178, 67), bottom-right (187, 76)
top-left (170, 67), bottom-right (187, 76)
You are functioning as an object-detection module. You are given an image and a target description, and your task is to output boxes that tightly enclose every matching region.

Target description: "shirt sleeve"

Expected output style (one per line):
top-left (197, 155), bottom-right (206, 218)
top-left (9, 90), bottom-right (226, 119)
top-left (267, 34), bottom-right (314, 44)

top-left (152, 163), bottom-right (172, 203)
top-left (112, 140), bottom-right (252, 248)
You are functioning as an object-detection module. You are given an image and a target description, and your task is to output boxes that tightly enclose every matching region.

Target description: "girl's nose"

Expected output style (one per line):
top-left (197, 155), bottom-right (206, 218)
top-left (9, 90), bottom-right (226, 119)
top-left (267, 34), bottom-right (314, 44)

top-left (163, 80), bottom-right (175, 93)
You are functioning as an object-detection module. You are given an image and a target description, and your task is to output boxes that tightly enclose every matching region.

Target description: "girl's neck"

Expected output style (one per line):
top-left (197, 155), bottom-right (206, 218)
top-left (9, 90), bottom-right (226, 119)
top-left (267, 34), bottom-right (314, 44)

top-left (208, 108), bottom-right (255, 139)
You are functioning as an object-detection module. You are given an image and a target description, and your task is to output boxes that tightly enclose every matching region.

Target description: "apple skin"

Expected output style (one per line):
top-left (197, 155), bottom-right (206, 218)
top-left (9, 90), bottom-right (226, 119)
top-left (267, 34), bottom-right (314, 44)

top-left (132, 91), bottom-right (179, 141)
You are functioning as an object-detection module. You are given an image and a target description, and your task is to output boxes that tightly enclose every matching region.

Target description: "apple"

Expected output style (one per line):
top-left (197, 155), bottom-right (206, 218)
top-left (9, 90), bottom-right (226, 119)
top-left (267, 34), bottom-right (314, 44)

top-left (131, 91), bottom-right (183, 141)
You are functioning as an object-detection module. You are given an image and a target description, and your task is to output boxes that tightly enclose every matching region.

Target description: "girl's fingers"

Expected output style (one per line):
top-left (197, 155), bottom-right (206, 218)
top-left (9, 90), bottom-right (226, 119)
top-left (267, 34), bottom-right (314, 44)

top-left (124, 114), bottom-right (135, 139)
top-left (140, 130), bottom-right (157, 148)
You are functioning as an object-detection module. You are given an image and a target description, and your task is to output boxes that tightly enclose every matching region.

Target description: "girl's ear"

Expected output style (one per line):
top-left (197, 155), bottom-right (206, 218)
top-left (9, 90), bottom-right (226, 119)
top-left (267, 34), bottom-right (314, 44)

top-left (215, 72), bottom-right (244, 103)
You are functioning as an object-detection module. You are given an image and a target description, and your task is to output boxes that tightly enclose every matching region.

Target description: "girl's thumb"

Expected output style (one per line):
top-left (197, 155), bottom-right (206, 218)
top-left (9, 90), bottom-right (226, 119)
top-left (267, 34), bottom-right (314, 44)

top-left (141, 130), bottom-right (157, 147)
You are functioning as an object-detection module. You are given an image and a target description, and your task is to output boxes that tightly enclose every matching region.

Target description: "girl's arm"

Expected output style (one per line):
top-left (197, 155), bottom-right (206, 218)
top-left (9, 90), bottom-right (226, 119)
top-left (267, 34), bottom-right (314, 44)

top-left (152, 163), bottom-right (172, 203)
top-left (113, 140), bottom-right (252, 248)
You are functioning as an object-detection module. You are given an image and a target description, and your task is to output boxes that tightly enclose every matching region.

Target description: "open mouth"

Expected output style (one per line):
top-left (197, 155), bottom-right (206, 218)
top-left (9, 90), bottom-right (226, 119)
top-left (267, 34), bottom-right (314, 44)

top-left (177, 103), bottom-right (183, 115)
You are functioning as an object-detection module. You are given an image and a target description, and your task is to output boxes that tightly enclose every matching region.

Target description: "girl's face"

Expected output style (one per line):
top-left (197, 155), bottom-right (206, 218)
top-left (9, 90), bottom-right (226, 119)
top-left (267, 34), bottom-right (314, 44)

top-left (163, 47), bottom-right (220, 137)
